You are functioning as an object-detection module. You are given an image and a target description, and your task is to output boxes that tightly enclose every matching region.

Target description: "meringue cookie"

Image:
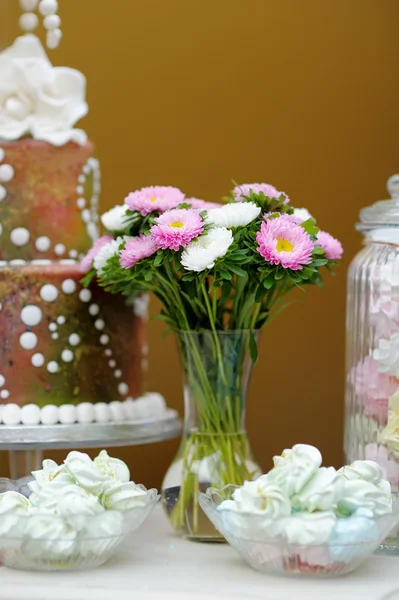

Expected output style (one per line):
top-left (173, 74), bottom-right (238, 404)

top-left (31, 458), bottom-right (70, 487)
top-left (337, 478), bottom-right (392, 517)
top-left (55, 485), bottom-right (104, 517)
top-left (267, 444), bottom-right (322, 496)
top-left (231, 479), bottom-right (291, 518)
top-left (291, 467), bottom-right (345, 512)
top-left (63, 451), bottom-right (107, 495)
top-left (23, 513), bottom-right (77, 560)
top-left (338, 460), bottom-right (383, 486)
top-left (283, 511), bottom-right (337, 545)
top-left (0, 491), bottom-right (29, 514)
top-left (100, 481), bottom-right (147, 511)
top-left (329, 508), bottom-right (379, 562)
top-left (93, 450), bottom-right (130, 483)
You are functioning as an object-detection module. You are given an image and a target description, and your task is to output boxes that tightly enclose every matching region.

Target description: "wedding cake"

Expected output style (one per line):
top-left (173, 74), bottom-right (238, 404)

top-left (0, 3), bottom-right (163, 425)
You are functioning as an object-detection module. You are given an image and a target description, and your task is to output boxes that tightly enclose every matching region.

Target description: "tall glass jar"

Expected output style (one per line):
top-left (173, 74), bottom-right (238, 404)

top-left (345, 174), bottom-right (399, 553)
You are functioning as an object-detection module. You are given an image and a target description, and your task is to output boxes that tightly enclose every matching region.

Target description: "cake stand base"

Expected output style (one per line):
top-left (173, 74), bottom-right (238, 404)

top-left (0, 409), bottom-right (181, 478)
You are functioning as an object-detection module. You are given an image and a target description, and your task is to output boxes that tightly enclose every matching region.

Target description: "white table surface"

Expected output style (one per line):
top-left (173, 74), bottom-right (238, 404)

top-left (1, 505), bottom-right (398, 600)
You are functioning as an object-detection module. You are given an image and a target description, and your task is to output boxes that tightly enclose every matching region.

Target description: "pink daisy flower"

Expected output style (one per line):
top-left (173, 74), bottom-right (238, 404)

top-left (233, 183), bottom-right (290, 204)
top-left (125, 186), bottom-right (185, 216)
top-left (186, 198), bottom-right (223, 211)
top-left (80, 235), bottom-right (113, 272)
top-left (119, 235), bottom-right (158, 269)
top-left (256, 214), bottom-right (314, 270)
top-left (316, 231), bottom-right (343, 260)
top-left (150, 208), bottom-right (204, 251)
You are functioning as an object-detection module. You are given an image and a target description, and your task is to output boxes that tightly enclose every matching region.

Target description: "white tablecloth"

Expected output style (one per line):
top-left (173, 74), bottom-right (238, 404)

top-left (1, 505), bottom-right (398, 600)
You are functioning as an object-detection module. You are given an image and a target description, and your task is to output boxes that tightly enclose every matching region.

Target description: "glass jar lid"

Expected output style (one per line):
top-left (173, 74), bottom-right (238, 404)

top-left (358, 175), bottom-right (399, 232)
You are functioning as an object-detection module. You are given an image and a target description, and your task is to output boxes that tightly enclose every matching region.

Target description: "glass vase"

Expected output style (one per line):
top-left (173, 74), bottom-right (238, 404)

top-left (162, 329), bottom-right (261, 541)
top-left (345, 174), bottom-right (399, 553)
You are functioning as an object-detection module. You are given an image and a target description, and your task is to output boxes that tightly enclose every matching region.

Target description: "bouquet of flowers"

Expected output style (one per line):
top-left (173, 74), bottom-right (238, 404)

top-left (82, 182), bottom-right (343, 536)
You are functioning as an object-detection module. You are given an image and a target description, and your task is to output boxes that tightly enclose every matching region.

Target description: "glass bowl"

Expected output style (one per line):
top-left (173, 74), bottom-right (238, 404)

top-left (0, 477), bottom-right (159, 571)
top-left (198, 485), bottom-right (399, 578)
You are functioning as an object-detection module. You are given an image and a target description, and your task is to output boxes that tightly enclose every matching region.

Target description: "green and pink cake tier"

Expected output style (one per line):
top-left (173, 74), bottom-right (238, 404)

top-left (0, 138), bottom-right (99, 263)
top-left (0, 263), bottom-right (161, 425)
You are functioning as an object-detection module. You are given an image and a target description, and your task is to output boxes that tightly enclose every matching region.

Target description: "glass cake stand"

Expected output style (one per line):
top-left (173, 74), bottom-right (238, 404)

top-left (0, 409), bottom-right (182, 479)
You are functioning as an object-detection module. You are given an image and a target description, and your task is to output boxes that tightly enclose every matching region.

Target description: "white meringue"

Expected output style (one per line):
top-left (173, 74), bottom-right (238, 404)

top-left (291, 467), bottom-right (345, 512)
top-left (100, 481), bottom-right (147, 511)
top-left (93, 449), bottom-right (130, 483)
top-left (230, 479), bottom-right (291, 518)
top-left (283, 511), bottom-right (337, 545)
top-left (373, 333), bottom-right (399, 377)
top-left (23, 513), bottom-right (77, 559)
top-left (338, 460), bottom-right (383, 486)
top-left (267, 444), bottom-right (322, 496)
top-left (337, 478), bottom-right (392, 517)
top-left (63, 451), bottom-right (107, 495)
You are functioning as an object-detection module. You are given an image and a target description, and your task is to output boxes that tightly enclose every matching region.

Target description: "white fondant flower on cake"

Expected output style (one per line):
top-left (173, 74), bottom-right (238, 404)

top-left (100, 205), bottom-right (130, 233)
top-left (0, 34), bottom-right (88, 146)
top-left (291, 467), bottom-right (345, 512)
top-left (373, 333), bottom-right (399, 377)
top-left (266, 444), bottom-right (322, 496)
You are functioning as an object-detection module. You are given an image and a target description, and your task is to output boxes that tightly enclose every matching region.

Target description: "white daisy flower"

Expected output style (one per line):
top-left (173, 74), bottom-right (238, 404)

top-left (94, 236), bottom-right (131, 274)
top-left (206, 202), bottom-right (261, 228)
top-left (293, 208), bottom-right (314, 222)
top-left (181, 227), bottom-right (234, 272)
top-left (100, 204), bottom-right (129, 232)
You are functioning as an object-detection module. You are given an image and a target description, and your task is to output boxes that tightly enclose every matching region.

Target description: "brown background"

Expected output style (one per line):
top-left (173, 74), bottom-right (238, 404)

top-left (2, 0), bottom-right (399, 486)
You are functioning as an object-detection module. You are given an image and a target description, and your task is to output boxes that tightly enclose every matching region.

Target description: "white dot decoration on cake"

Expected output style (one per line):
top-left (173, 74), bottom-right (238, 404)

top-left (57, 315), bottom-right (66, 325)
top-left (31, 353), bottom-right (45, 367)
top-left (77, 198), bottom-right (86, 209)
top-left (31, 259), bottom-right (51, 265)
top-left (59, 404), bottom-right (76, 425)
top-left (83, 164), bottom-right (90, 175)
top-left (0, 164), bottom-right (14, 183)
top-left (114, 369), bottom-right (122, 379)
top-left (68, 333), bottom-right (80, 346)
top-left (40, 404), bottom-right (59, 425)
top-left (69, 249), bottom-right (78, 259)
top-left (48, 322), bottom-right (57, 332)
top-left (39, 0), bottom-right (58, 15)
top-left (10, 227), bottom-right (30, 247)
top-left (19, 11), bottom-right (39, 31)
top-left (0, 375), bottom-right (4, 387)
top-left (89, 304), bottom-right (100, 316)
top-left (81, 209), bottom-right (91, 223)
top-left (0, 186), bottom-right (6, 202)
top-left (20, 305), bottom-right (42, 327)
top-left (47, 361), bottom-right (59, 374)
top-left (108, 359), bottom-right (116, 368)
top-left (20, 0), bottom-right (38, 9)
top-left (54, 243), bottom-right (66, 256)
top-left (78, 174), bottom-right (85, 184)
top-left (100, 334), bottom-right (109, 345)
top-left (9, 259), bottom-right (26, 266)
top-left (61, 349), bottom-right (74, 363)
top-left (87, 222), bottom-right (98, 241)
top-left (21, 404), bottom-right (41, 425)
top-left (94, 319), bottom-right (105, 331)
top-left (61, 279), bottom-right (76, 294)
top-left (79, 289), bottom-right (91, 303)
top-left (93, 402), bottom-right (110, 423)
top-left (0, 148), bottom-right (4, 162)
top-left (3, 403), bottom-right (20, 424)
top-left (52, 332), bottom-right (59, 340)
top-left (77, 186), bottom-right (84, 196)
top-left (118, 382), bottom-right (129, 396)
top-left (43, 13), bottom-right (60, 29)
top-left (104, 348), bottom-right (112, 357)
top-left (40, 284), bottom-right (58, 302)
top-left (35, 236), bottom-right (51, 252)
top-left (0, 390), bottom-right (10, 400)
top-left (19, 331), bottom-right (38, 350)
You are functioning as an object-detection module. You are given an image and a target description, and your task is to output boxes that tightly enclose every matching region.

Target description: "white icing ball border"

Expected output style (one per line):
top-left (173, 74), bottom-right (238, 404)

top-left (0, 393), bottom-right (167, 425)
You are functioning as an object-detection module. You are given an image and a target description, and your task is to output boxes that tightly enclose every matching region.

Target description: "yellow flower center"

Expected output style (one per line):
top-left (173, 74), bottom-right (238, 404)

top-left (276, 238), bottom-right (293, 253)
top-left (169, 221), bottom-right (184, 228)
top-left (150, 197), bottom-right (158, 203)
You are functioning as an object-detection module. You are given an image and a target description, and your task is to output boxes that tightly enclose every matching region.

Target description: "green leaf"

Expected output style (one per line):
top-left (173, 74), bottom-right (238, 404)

top-left (221, 281), bottom-right (232, 304)
top-left (274, 270), bottom-right (285, 280)
top-left (313, 258), bottom-right (328, 267)
top-left (228, 264), bottom-right (247, 277)
top-left (249, 330), bottom-right (259, 364)
top-left (301, 218), bottom-right (319, 236)
top-left (153, 252), bottom-right (163, 267)
top-left (219, 268), bottom-right (232, 280)
top-left (263, 278), bottom-right (274, 289)
top-left (255, 284), bottom-right (265, 303)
